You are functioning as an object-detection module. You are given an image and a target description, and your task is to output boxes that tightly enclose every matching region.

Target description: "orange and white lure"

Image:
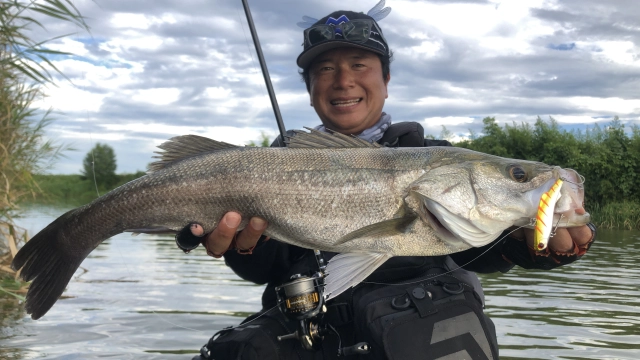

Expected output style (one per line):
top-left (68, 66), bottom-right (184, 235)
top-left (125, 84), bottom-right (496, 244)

top-left (534, 179), bottom-right (563, 251)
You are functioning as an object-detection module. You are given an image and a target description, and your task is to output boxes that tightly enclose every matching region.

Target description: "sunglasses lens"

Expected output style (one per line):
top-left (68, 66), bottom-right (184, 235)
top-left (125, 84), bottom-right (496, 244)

top-left (307, 26), bottom-right (334, 45)
top-left (342, 21), bottom-right (371, 42)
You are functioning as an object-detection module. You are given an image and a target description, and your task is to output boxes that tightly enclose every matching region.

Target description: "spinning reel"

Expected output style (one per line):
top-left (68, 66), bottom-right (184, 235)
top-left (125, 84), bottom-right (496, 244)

top-left (275, 271), bottom-right (327, 350)
top-left (274, 251), bottom-right (369, 356)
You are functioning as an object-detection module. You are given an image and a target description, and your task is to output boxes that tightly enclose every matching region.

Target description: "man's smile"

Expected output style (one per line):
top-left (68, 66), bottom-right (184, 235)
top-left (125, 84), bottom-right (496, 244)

top-left (330, 97), bottom-right (363, 107)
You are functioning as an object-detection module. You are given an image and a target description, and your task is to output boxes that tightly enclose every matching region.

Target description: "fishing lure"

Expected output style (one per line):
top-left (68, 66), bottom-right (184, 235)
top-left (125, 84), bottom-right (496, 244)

top-left (534, 179), bottom-right (564, 251)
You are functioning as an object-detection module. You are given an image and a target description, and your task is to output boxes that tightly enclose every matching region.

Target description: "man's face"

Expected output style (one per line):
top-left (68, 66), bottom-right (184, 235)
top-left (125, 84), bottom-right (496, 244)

top-left (309, 47), bottom-right (390, 135)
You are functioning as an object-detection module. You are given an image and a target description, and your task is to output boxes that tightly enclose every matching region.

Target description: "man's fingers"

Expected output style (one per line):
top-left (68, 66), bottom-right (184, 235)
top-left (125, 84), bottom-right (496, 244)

top-left (524, 225), bottom-right (592, 254)
top-left (190, 223), bottom-right (205, 237)
top-left (204, 212), bottom-right (242, 256)
top-left (546, 228), bottom-right (574, 253)
top-left (523, 228), bottom-right (573, 252)
top-left (236, 217), bottom-right (267, 251)
top-left (567, 225), bottom-right (593, 246)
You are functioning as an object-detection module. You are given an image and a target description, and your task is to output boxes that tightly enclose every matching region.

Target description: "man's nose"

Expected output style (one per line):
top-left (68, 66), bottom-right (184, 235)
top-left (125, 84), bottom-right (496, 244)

top-left (333, 68), bottom-right (355, 89)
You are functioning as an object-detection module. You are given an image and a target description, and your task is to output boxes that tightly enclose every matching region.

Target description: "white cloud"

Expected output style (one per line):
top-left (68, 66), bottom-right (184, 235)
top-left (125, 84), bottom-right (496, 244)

top-left (567, 96), bottom-right (640, 114)
top-left (131, 88), bottom-right (181, 106)
top-left (586, 40), bottom-right (640, 66)
top-left (26, 0), bottom-right (640, 174)
top-left (422, 116), bottom-right (476, 127)
top-left (110, 13), bottom-right (152, 29)
top-left (205, 86), bottom-right (233, 99)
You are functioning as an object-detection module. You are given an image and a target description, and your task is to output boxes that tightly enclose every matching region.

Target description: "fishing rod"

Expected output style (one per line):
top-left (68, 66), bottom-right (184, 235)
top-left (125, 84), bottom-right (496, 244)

top-left (237, 2), bottom-right (366, 354)
top-left (240, 0), bottom-right (287, 143)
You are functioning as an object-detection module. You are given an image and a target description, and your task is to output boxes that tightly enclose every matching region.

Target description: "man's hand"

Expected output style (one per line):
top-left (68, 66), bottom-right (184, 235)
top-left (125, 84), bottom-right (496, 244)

top-left (190, 212), bottom-right (268, 257)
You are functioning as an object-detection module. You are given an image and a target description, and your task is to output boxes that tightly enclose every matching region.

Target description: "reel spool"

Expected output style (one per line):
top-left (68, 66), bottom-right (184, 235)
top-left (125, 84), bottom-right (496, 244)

top-left (275, 273), bottom-right (326, 350)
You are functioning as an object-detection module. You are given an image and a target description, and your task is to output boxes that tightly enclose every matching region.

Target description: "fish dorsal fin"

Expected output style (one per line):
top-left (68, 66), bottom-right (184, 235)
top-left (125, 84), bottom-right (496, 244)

top-left (324, 252), bottom-right (392, 300)
top-left (287, 127), bottom-right (381, 148)
top-left (148, 135), bottom-right (239, 172)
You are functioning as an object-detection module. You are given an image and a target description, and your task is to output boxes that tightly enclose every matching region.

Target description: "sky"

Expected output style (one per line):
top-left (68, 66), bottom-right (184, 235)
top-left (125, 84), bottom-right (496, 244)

top-left (27, 0), bottom-right (640, 174)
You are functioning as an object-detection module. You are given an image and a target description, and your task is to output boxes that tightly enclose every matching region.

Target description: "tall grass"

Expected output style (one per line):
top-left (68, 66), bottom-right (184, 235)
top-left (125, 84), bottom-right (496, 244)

top-left (0, 0), bottom-right (88, 297)
top-left (588, 201), bottom-right (640, 230)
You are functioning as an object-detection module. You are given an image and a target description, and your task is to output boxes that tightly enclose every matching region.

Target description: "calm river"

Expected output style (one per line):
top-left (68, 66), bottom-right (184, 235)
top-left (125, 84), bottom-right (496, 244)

top-left (1, 205), bottom-right (639, 359)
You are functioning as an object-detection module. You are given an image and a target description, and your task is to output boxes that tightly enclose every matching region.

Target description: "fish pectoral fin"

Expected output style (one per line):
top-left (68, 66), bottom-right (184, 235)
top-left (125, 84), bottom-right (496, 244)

top-left (124, 226), bottom-right (178, 235)
top-left (334, 215), bottom-right (418, 246)
top-left (324, 252), bottom-right (392, 300)
top-left (149, 135), bottom-right (240, 172)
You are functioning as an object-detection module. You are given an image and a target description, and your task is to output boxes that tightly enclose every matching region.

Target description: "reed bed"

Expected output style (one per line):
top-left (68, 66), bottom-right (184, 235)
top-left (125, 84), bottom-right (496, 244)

top-left (0, 222), bottom-right (27, 301)
top-left (589, 201), bottom-right (640, 231)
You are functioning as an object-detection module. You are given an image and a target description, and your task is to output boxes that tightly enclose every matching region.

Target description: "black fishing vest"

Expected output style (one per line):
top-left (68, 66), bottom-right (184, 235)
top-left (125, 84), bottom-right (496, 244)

top-left (207, 123), bottom-right (498, 360)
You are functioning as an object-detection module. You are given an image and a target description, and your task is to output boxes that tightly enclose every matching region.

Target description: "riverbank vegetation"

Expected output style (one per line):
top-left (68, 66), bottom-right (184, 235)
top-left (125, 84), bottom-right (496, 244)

top-left (456, 116), bottom-right (640, 230)
top-left (27, 172), bottom-right (146, 206)
top-left (0, 0), bottom-right (88, 298)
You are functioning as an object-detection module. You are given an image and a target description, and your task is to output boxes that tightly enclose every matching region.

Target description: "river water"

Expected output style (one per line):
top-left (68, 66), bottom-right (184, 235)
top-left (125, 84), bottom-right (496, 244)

top-left (1, 205), bottom-right (639, 359)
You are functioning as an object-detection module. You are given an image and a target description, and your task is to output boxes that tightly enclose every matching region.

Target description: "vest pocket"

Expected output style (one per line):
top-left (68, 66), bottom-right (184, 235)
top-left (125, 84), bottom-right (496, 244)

top-left (353, 279), bottom-right (499, 360)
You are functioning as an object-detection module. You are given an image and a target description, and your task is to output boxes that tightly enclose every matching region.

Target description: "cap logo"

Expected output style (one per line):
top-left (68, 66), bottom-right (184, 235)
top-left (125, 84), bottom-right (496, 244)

top-left (325, 15), bottom-right (350, 35)
top-left (325, 15), bottom-right (350, 26)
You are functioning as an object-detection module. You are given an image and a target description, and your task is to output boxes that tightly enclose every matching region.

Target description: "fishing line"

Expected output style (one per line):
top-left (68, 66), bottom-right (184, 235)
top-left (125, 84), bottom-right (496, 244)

top-left (67, 9), bottom-right (199, 335)
top-left (361, 225), bottom-right (529, 287)
top-left (235, 2), bottom-right (262, 75)
top-left (116, 3), bottom-right (272, 333)
top-left (287, 224), bottom-right (536, 296)
top-left (234, 0), bottom-right (277, 138)
top-left (89, 133), bottom-right (100, 197)
top-left (177, 304), bottom-right (281, 335)
top-left (312, 223), bottom-right (534, 292)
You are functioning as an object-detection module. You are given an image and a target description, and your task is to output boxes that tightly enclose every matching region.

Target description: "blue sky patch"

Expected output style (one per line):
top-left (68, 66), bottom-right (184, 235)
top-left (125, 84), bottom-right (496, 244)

top-left (547, 43), bottom-right (576, 51)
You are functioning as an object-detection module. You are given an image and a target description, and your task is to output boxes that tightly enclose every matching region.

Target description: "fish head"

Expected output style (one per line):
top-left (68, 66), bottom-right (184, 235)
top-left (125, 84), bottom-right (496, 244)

top-left (408, 153), bottom-right (589, 247)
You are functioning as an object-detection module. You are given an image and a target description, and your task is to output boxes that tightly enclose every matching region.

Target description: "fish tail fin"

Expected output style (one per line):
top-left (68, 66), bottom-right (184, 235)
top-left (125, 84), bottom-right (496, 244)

top-left (11, 209), bottom-right (87, 320)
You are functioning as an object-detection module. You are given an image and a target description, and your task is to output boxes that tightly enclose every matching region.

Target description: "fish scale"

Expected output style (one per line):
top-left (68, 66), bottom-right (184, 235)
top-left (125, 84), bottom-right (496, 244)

top-left (11, 131), bottom-right (590, 319)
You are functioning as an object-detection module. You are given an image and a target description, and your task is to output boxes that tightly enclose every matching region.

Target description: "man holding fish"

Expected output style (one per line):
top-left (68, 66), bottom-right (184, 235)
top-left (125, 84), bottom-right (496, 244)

top-left (188, 5), bottom-right (596, 360)
top-left (8, 3), bottom-right (595, 359)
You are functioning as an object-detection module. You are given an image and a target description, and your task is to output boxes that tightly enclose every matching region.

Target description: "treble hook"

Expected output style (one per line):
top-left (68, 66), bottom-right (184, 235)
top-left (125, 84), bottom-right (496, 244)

top-left (549, 213), bottom-right (565, 238)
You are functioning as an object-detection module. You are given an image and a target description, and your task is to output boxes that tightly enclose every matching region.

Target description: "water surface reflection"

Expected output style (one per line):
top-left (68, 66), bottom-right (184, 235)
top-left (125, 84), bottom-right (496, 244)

top-left (1, 205), bottom-right (638, 359)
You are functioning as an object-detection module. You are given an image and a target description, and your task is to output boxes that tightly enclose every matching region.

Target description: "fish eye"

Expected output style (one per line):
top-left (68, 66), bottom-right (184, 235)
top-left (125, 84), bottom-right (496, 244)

top-left (508, 165), bottom-right (528, 182)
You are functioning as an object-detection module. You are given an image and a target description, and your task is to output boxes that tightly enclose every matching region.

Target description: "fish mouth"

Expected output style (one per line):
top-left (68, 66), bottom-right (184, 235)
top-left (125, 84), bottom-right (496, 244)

top-left (421, 200), bottom-right (502, 248)
top-left (526, 172), bottom-right (591, 228)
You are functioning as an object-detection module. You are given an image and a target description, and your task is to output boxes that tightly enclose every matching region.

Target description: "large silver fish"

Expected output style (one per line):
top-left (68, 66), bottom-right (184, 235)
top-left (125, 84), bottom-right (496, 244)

top-left (12, 130), bottom-right (590, 319)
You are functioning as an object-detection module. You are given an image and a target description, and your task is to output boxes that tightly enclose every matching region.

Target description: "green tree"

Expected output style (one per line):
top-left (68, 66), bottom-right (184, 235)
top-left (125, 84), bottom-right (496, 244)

top-left (247, 131), bottom-right (271, 147)
top-left (82, 143), bottom-right (117, 189)
top-left (455, 116), bottom-right (640, 208)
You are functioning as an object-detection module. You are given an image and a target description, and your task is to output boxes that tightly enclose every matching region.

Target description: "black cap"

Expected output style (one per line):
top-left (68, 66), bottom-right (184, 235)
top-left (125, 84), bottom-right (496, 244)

top-left (296, 10), bottom-right (389, 69)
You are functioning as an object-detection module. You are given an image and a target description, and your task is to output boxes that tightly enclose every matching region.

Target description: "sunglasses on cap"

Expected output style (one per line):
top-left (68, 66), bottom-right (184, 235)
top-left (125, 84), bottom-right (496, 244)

top-left (303, 19), bottom-right (387, 49)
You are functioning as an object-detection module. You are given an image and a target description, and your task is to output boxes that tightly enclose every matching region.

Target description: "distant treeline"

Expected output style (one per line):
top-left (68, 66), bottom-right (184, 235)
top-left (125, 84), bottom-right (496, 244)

top-left (30, 172), bottom-right (146, 206)
top-left (455, 116), bottom-right (640, 229)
